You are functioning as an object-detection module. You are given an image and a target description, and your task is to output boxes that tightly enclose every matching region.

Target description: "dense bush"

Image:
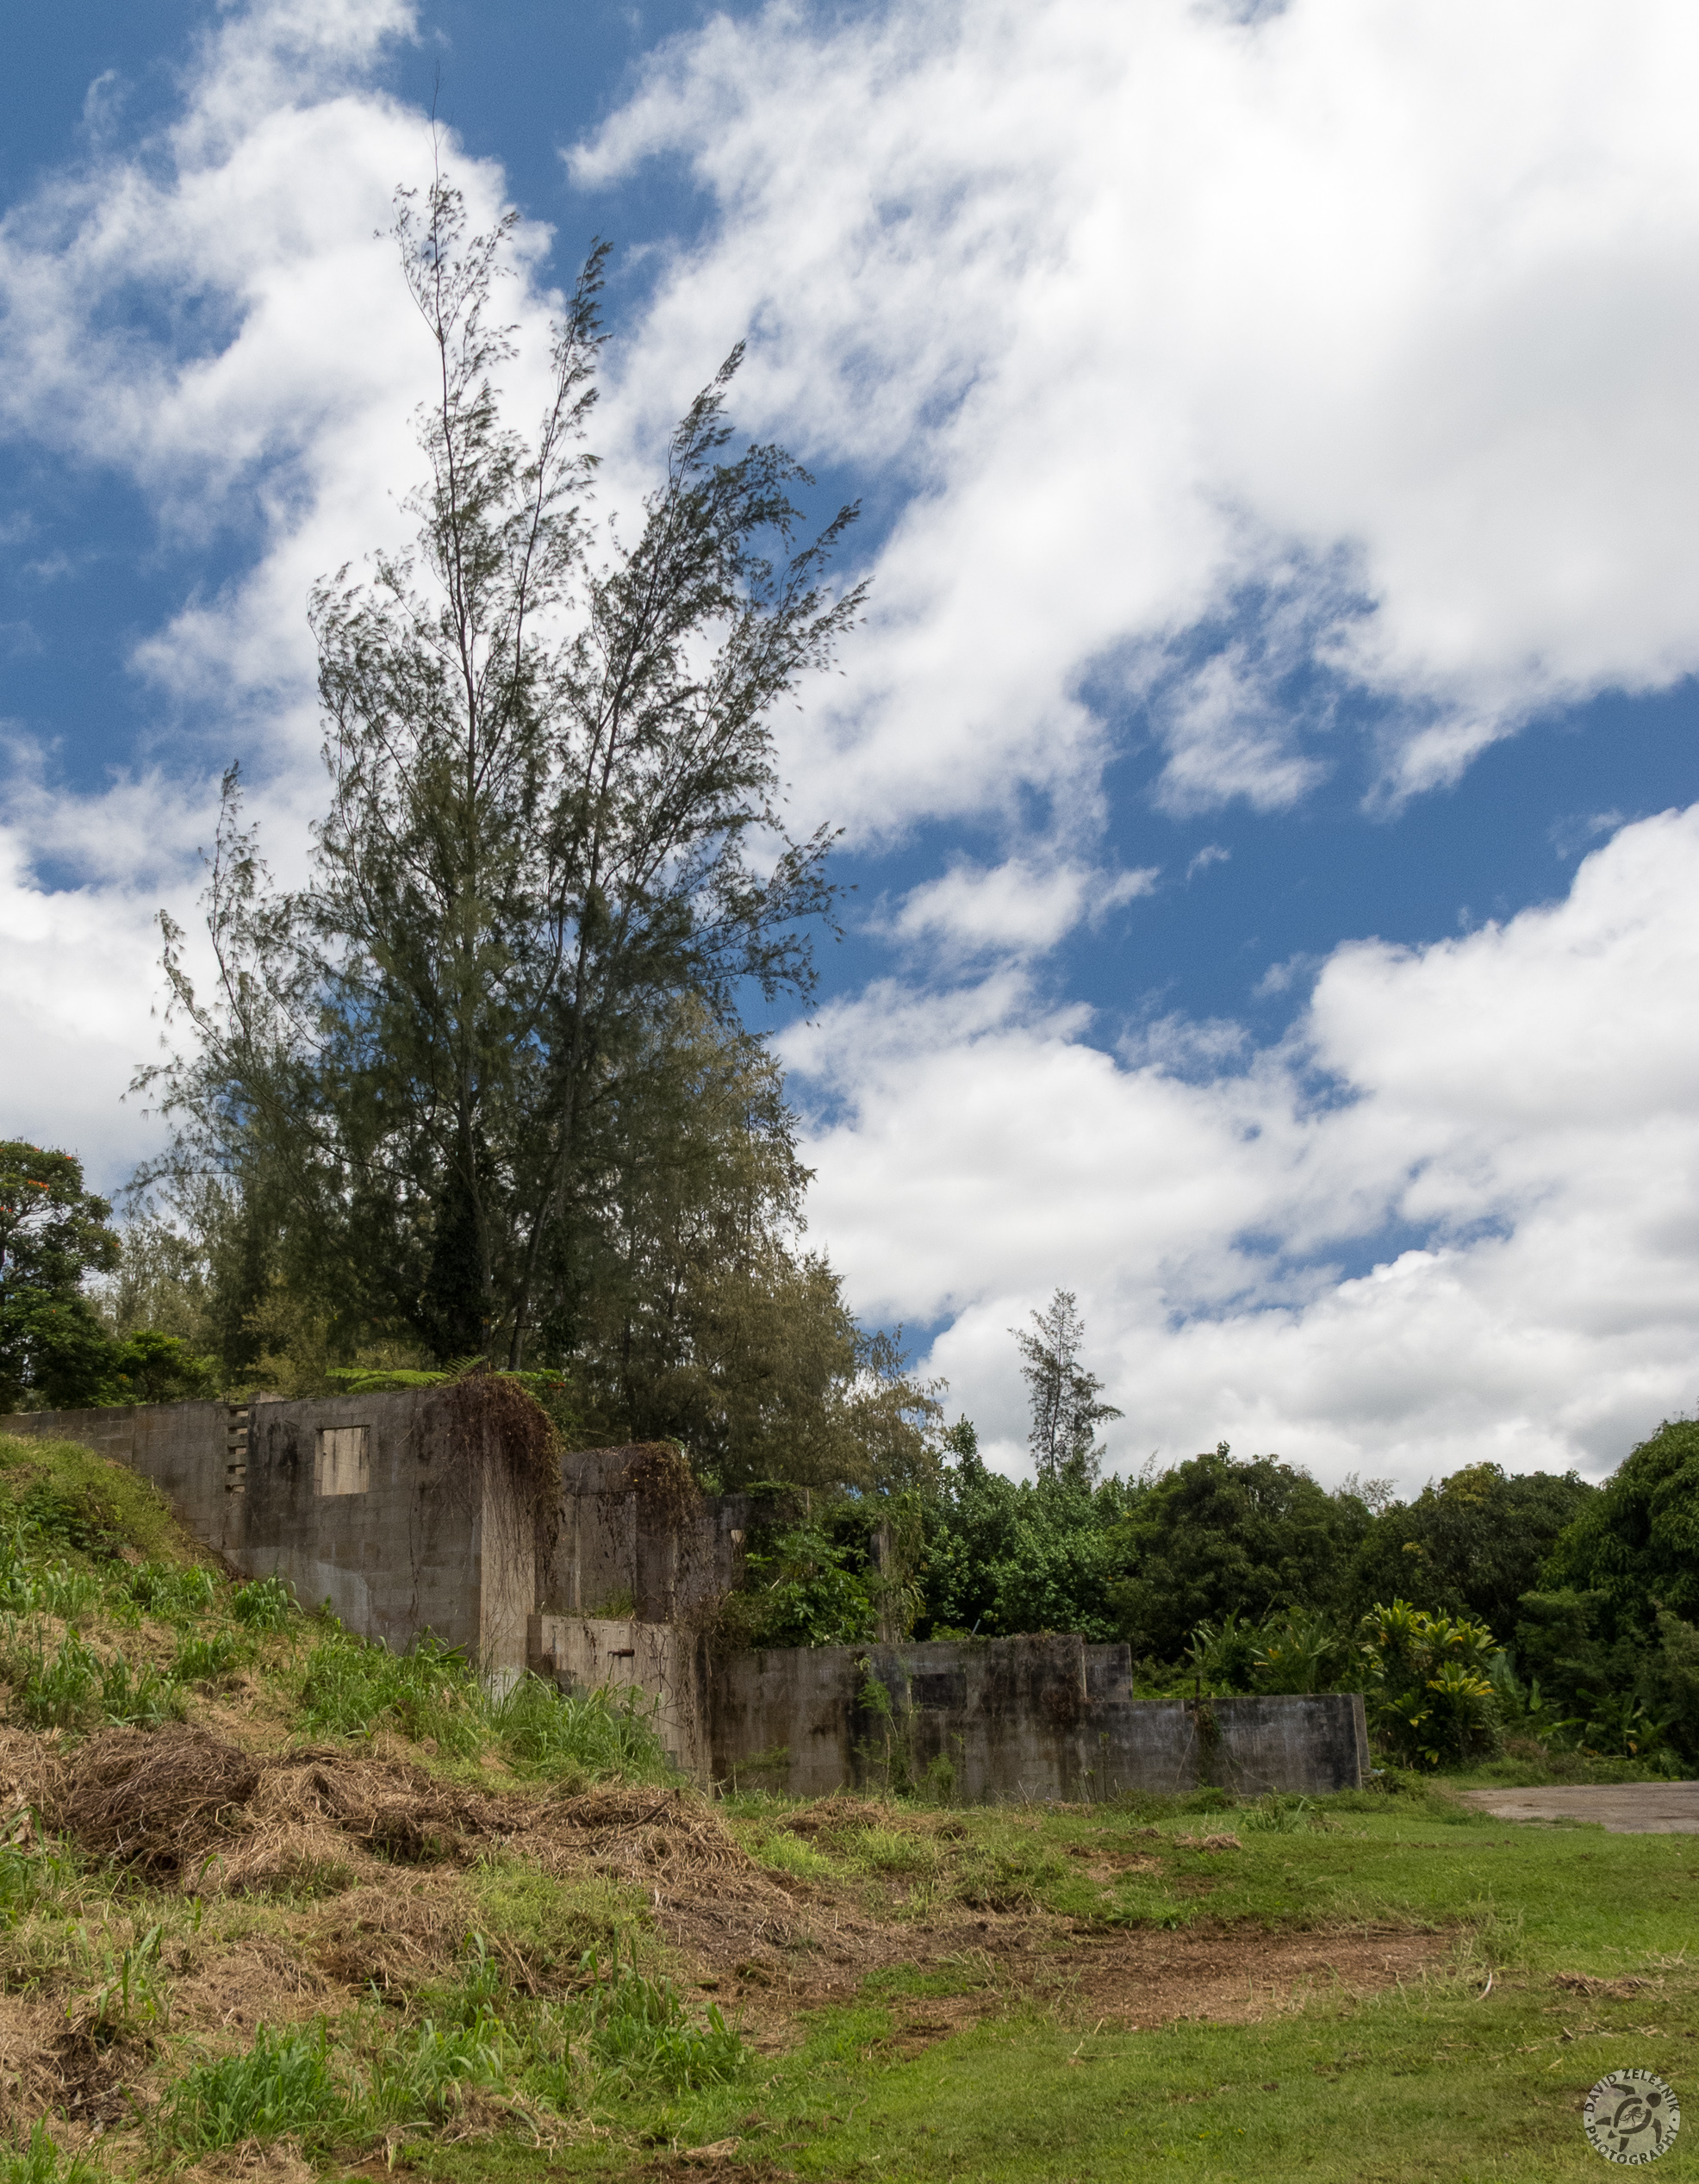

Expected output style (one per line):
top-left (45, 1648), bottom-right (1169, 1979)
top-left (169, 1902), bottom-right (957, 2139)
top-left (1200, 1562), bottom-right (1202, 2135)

top-left (917, 1425), bottom-right (1129, 1640)
top-left (1105, 1446), bottom-right (1372, 1659)
top-left (1352, 1462), bottom-right (1595, 1635)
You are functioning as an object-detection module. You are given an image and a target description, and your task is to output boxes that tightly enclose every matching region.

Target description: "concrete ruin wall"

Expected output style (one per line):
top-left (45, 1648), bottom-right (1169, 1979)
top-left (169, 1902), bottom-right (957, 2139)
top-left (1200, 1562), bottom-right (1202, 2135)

top-left (526, 1618), bottom-right (1366, 1799)
top-left (530, 1612), bottom-right (713, 1782)
top-left (4, 1401), bottom-right (1369, 1797)
top-left (0, 1391), bottom-right (534, 1683)
top-left (710, 1633), bottom-right (1366, 1800)
top-left (543, 1443), bottom-right (752, 1623)
top-left (236, 1391), bottom-right (533, 1684)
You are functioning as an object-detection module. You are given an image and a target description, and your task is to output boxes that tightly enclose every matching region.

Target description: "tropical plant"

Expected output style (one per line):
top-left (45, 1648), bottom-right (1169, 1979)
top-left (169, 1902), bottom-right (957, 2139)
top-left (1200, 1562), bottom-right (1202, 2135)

top-left (1359, 1599), bottom-right (1500, 1767)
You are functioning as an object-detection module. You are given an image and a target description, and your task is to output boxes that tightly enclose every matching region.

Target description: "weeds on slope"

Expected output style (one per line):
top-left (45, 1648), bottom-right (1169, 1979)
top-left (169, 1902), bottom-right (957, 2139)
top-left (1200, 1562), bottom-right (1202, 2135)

top-left (152, 1933), bottom-right (748, 2160)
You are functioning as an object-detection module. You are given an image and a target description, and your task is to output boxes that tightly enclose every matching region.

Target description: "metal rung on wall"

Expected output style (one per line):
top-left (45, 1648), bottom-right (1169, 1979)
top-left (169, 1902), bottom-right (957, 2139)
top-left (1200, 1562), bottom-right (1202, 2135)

top-left (224, 1403), bottom-right (249, 1496)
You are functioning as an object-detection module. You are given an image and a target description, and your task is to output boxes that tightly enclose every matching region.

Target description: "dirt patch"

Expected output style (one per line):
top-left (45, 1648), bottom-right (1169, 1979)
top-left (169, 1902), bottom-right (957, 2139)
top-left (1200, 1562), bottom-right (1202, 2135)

top-left (179, 2143), bottom-right (318, 2184)
top-left (1553, 1971), bottom-right (1653, 2000)
top-left (832, 1924), bottom-right (1449, 2056)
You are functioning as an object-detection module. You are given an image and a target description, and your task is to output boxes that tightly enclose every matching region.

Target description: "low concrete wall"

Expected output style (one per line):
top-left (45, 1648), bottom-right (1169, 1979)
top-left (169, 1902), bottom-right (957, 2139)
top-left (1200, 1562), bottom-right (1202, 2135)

top-left (714, 1638), bottom-right (1366, 1799)
top-left (532, 1620), bottom-right (1366, 1799)
top-left (530, 1613), bottom-right (712, 1782)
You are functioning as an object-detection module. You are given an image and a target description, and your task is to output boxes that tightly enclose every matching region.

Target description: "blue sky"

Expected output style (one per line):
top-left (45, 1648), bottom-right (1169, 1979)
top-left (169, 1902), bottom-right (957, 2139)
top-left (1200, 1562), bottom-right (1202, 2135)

top-left (5, 0), bottom-right (1699, 1488)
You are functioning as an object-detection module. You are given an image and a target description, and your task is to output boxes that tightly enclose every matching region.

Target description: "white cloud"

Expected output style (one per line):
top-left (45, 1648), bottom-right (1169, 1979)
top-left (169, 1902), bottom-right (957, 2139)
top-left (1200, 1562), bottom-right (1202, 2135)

top-left (784, 808), bottom-right (1699, 1490)
top-left (576, 0), bottom-right (1699, 826)
top-left (882, 858), bottom-right (1157, 961)
top-left (3, 0), bottom-right (1697, 1515)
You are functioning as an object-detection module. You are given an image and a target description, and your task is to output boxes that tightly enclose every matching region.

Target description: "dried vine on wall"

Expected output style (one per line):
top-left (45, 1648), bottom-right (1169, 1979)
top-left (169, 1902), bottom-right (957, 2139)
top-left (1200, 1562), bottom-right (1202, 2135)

top-left (426, 1372), bottom-right (563, 1579)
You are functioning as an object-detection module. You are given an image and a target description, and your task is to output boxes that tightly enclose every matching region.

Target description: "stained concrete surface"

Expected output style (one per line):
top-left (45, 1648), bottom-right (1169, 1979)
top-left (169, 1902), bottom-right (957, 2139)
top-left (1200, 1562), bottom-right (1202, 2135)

top-left (1461, 1782), bottom-right (1699, 1832)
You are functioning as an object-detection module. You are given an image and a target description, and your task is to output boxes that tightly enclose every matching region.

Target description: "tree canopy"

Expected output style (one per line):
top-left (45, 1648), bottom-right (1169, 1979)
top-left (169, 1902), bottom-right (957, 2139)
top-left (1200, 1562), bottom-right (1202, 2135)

top-left (1105, 1445), bottom-right (1372, 1660)
top-left (124, 176), bottom-right (949, 1484)
top-left (1351, 1460), bottom-right (1596, 1643)
top-left (0, 1143), bottom-right (214, 1412)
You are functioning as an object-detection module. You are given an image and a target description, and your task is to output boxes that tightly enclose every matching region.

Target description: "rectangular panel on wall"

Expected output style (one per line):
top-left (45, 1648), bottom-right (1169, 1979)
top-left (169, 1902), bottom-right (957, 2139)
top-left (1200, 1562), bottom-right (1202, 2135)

top-left (314, 1425), bottom-right (370, 1496)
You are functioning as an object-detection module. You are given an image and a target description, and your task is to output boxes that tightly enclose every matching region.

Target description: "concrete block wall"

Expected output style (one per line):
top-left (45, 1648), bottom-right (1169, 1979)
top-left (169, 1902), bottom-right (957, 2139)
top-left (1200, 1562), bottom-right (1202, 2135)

top-left (0, 1399), bottom-right (245, 1556)
top-left (530, 1612), bottom-right (713, 1781)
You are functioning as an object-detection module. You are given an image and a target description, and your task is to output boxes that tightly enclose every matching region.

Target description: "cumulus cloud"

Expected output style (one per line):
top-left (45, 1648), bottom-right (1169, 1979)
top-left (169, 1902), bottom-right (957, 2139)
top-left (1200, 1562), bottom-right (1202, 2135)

top-left (575, 0), bottom-right (1699, 826)
top-left (4, 0), bottom-right (1696, 1509)
top-left (783, 809), bottom-right (1699, 1490)
top-left (881, 858), bottom-right (1157, 961)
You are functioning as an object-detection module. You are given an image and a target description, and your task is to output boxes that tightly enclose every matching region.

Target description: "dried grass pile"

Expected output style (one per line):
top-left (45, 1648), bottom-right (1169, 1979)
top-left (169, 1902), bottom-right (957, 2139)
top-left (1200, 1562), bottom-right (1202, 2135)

top-left (36, 1727), bottom-right (261, 1878)
top-left (519, 1783), bottom-right (753, 1883)
top-left (35, 1727), bottom-right (512, 1894)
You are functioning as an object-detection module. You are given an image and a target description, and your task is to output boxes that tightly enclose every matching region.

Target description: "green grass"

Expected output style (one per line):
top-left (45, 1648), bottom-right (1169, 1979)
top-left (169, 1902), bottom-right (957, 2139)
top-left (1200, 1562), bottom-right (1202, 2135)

top-left (159, 2019), bottom-right (345, 2151)
top-left (357, 1794), bottom-right (1699, 2184)
top-left (365, 1972), bottom-right (1699, 2184)
top-left (0, 2122), bottom-right (104, 2184)
top-left (296, 1627), bottom-right (490, 1755)
top-left (0, 1433), bottom-right (191, 1566)
top-left (490, 1671), bottom-right (675, 1783)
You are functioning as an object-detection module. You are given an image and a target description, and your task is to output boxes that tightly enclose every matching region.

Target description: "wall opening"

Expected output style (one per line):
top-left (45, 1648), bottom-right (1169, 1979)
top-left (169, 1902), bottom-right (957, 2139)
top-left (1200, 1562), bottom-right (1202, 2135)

top-left (315, 1425), bottom-right (370, 1496)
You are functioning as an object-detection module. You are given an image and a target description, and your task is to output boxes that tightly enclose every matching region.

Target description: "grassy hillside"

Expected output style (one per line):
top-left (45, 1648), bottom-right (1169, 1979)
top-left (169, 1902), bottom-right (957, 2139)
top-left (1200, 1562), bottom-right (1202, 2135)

top-left (0, 1432), bottom-right (1686, 2183)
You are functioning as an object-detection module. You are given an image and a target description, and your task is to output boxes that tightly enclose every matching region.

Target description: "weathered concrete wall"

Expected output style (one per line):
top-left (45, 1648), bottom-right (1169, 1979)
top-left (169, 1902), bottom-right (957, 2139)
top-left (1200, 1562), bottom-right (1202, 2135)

top-left (545, 1444), bottom-right (751, 1623)
top-left (530, 1612), bottom-right (712, 1782)
top-left (236, 1391), bottom-right (532, 1684)
top-left (711, 1636), bottom-right (1367, 1801)
top-left (1, 1390), bottom-right (532, 1684)
top-left (0, 1399), bottom-right (246, 1555)
top-left (3, 1402), bottom-right (1367, 1795)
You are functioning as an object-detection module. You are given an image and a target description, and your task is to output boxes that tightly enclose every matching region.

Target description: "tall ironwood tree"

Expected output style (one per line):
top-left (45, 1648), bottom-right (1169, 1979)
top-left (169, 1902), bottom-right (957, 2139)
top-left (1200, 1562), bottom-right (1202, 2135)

top-left (1013, 1288), bottom-right (1123, 1487)
top-left (138, 177), bottom-right (866, 1372)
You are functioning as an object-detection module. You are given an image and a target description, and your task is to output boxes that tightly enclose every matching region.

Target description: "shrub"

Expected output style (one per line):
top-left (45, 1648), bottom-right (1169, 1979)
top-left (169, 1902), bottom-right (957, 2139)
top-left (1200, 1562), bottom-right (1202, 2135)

top-left (567, 1948), bottom-right (744, 2091)
top-left (0, 1549), bottom-right (102, 1624)
top-left (1360, 1600), bottom-right (1499, 1766)
top-left (125, 1562), bottom-right (219, 1620)
top-left (367, 2012), bottom-right (509, 2124)
top-left (172, 1629), bottom-right (246, 1684)
top-left (744, 1524), bottom-right (879, 1647)
top-left (0, 1840), bottom-right (73, 1924)
top-left (87, 1922), bottom-right (167, 2032)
